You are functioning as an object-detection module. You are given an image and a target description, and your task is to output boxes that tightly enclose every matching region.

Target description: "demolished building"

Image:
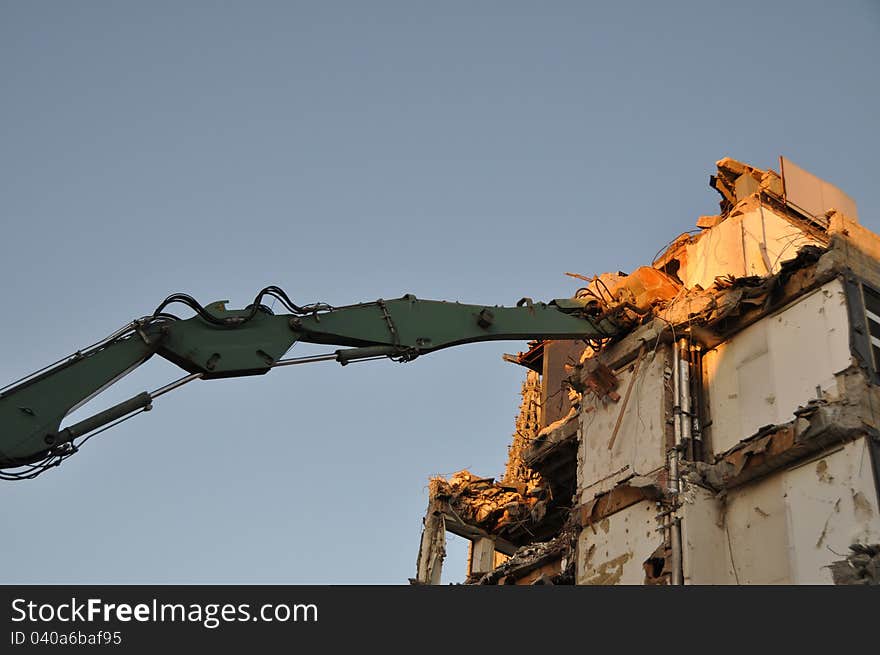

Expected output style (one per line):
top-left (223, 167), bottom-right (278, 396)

top-left (413, 156), bottom-right (880, 585)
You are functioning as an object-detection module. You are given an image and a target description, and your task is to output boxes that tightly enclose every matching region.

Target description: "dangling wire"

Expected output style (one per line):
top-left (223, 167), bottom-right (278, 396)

top-left (0, 408), bottom-right (150, 481)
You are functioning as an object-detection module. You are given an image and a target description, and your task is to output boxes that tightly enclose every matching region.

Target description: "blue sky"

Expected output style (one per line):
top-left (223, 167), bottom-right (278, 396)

top-left (1, 1), bottom-right (878, 583)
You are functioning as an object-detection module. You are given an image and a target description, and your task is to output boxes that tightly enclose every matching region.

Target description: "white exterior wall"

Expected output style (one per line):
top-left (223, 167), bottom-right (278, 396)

top-left (783, 439), bottom-right (880, 583)
top-left (681, 474), bottom-right (790, 584)
top-left (702, 278), bottom-right (852, 455)
top-left (577, 345), bottom-right (669, 504)
top-left (577, 500), bottom-right (663, 585)
top-left (681, 437), bottom-right (880, 584)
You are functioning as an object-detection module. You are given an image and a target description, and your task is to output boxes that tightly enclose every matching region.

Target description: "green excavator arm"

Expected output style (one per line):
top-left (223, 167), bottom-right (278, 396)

top-left (0, 286), bottom-right (620, 475)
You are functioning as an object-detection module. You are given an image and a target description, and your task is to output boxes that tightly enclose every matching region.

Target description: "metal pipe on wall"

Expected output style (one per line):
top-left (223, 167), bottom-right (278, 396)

top-left (679, 338), bottom-right (691, 447)
top-left (669, 339), bottom-right (681, 496)
top-left (690, 343), bottom-right (704, 462)
top-left (668, 340), bottom-right (684, 585)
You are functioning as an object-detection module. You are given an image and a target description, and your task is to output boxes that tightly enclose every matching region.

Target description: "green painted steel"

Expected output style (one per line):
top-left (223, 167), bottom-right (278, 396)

top-left (0, 293), bottom-right (617, 468)
top-left (0, 334), bottom-right (157, 465)
top-left (156, 294), bottom-right (615, 376)
top-left (157, 305), bottom-right (298, 378)
top-left (290, 295), bottom-right (616, 354)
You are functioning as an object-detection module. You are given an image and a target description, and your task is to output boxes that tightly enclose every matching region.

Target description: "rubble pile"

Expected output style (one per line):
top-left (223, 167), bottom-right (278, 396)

top-left (429, 471), bottom-right (544, 534)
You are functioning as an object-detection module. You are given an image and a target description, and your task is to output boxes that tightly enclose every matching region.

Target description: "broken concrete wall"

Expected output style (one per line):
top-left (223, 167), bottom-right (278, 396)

top-left (577, 344), bottom-right (671, 502)
top-left (681, 436), bottom-right (880, 584)
top-left (683, 203), bottom-right (824, 290)
top-left (703, 278), bottom-right (853, 454)
top-left (414, 496), bottom-right (446, 585)
top-left (577, 499), bottom-right (664, 585)
top-left (784, 438), bottom-right (880, 583)
top-left (826, 210), bottom-right (880, 290)
top-left (416, 155), bottom-right (880, 585)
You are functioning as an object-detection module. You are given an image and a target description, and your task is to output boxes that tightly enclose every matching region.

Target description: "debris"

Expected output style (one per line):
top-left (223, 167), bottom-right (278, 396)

top-left (582, 361), bottom-right (621, 402)
top-left (417, 156), bottom-right (880, 585)
top-left (829, 544), bottom-right (880, 585)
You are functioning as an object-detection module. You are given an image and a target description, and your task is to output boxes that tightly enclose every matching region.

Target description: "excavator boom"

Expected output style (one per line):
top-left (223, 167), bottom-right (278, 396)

top-left (0, 287), bottom-right (620, 474)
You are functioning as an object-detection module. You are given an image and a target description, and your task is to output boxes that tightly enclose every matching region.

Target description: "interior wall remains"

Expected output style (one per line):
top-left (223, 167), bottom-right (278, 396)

top-left (577, 344), bottom-right (670, 504)
top-left (678, 204), bottom-right (823, 290)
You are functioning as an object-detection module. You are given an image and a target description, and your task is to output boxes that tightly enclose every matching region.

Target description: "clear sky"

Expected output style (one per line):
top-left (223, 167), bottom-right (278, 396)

top-left (1, 1), bottom-right (878, 584)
